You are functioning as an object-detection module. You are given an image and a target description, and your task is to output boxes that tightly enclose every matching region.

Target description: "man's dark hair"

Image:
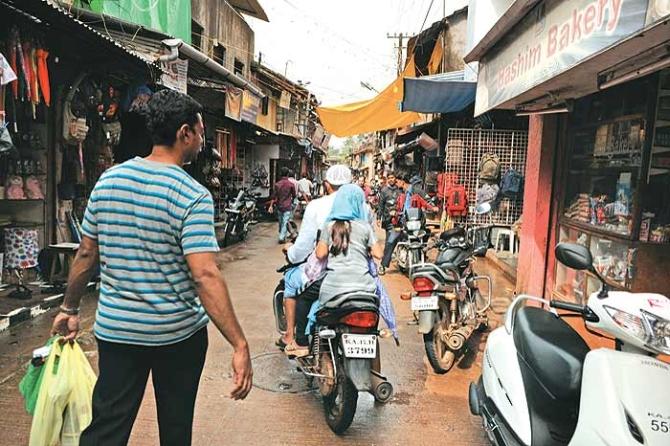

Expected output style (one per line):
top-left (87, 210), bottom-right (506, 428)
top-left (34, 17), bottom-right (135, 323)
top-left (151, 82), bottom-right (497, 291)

top-left (288, 169), bottom-right (295, 177)
top-left (280, 166), bottom-right (290, 177)
top-left (146, 89), bottom-right (203, 146)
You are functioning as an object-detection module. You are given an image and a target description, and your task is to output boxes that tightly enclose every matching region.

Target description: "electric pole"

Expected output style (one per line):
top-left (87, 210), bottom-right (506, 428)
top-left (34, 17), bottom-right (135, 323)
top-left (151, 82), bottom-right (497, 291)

top-left (387, 32), bottom-right (413, 76)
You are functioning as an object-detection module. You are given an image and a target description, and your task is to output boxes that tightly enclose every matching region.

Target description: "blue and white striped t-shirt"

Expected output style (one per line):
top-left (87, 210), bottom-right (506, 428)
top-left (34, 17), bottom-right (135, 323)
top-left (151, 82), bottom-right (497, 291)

top-left (81, 157), bottom-right (219, 346)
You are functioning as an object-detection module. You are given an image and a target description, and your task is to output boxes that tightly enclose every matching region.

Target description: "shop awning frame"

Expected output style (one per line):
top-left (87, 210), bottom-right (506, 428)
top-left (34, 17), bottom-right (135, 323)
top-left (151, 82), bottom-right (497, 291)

top-left (401, 70), bottom-right (476, 114)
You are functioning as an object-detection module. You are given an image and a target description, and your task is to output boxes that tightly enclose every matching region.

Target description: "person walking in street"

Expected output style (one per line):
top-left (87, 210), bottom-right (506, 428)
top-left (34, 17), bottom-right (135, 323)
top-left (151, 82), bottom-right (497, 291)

top-left (377, 171), bottom-right (402, 275)
top-left (269, 166), bottom-right (297, 243)
top-left (297, 173), bottom-right (313, 202)
top-left (49, 90), bottom-right (252, 446)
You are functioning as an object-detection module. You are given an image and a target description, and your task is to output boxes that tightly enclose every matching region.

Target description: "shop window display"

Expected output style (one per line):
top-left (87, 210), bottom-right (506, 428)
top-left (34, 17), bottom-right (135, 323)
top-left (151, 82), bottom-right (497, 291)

top-left (555, 72), bottom-right (670, 301)
top-left (641, 69), bottom-right (670, 243)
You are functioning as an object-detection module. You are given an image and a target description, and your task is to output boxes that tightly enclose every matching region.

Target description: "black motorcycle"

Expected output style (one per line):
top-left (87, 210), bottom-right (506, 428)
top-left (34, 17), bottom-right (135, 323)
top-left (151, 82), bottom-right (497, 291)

top-left (409, 226), bottom-right (492, 373)
top-left (222, 189), bottom-right (258, 246)
top-left (272, 224), bottom-right (395, 434)
top-left (394, 206), bottom-right (433, 275)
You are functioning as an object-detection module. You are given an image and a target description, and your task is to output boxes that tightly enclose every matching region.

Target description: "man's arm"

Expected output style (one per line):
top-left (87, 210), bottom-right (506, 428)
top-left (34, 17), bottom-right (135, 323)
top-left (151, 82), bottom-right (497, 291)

top-left (286, 200), bottom-right (319, 263)
top-left (51, 236), bottom-right (99, 341)
top-left (186, 252), bottom-right (252, 400)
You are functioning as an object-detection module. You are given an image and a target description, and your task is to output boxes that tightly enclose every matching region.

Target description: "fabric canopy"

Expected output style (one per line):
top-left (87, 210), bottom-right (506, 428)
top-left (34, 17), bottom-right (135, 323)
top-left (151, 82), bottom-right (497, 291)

top-left (401, 71), bottom-right (476, 114)
top-left (316, 59), bottom-right (422, 137)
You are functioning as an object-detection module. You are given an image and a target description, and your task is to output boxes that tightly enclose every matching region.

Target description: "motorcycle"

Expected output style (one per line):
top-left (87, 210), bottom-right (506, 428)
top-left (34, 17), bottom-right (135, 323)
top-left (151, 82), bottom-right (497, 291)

top-left (395, 203), bottom-right (436, 274)
top-left (272, 225), bottom-right (395, 434)
top-left (222, 189), bottom-right (258, 246)
top-left (409, 226), bottom-right (491, 373)
top-left (469, 242), bottom-right (670, 446)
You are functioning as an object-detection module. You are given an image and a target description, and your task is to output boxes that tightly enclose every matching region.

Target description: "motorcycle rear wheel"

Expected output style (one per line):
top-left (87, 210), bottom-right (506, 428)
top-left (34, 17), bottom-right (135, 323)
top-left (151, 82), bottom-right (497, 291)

top-left (323, 363), bottom-right (358, 434)
top-left (423, 301), bottom-right (456, 375)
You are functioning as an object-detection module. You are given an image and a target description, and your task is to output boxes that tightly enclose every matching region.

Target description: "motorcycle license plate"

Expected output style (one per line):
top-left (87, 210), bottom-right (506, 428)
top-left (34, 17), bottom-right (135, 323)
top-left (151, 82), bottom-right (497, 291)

top-left (341, 334), bottom-right (377, 359)
top-left (411, 295), bottom-right (439, 311)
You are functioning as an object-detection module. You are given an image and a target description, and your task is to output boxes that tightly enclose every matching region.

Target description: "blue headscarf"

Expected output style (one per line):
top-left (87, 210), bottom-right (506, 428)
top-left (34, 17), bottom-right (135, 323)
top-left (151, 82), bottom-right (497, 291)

top-left (327, 184), bottom-right (368, 221)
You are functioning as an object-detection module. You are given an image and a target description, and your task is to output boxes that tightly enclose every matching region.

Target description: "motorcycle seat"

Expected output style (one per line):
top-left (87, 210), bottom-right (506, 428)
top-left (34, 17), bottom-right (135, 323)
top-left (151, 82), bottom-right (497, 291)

top-left (514, 307), bottom-right (589, 401)
top-left (436, 248), bottom-right (471, 274)
top-left (440, 226), bottom-right (465, 241)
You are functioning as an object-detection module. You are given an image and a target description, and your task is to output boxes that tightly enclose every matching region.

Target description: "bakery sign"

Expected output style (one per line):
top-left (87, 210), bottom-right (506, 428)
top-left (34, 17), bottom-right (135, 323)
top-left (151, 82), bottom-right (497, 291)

top-left (475, 0), bottom-right (669, 115)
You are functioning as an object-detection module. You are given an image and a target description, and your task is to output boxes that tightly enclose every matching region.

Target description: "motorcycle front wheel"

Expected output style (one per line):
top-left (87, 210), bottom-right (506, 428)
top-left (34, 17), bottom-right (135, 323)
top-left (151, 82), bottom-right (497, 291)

top-left (323, 356), bottom-right (358, 434)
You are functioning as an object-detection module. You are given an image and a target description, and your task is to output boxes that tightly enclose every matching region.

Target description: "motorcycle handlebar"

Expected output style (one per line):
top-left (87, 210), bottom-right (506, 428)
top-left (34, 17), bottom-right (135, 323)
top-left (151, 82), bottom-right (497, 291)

top-left (550, 299), bottom-right (586, 314)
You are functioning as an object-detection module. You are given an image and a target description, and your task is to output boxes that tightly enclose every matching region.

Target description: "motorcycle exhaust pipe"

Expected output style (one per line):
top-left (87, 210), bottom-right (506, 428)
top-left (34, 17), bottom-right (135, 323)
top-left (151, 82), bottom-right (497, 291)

top-left (447, 324), bottom-right (476, 351)
top-left (370, 370), bottom-right (394, 403)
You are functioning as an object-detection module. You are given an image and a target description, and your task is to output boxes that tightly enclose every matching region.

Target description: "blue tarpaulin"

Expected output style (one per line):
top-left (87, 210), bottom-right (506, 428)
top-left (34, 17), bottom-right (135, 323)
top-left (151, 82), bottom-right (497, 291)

top-left (401, 71), bottom-right (476, 114)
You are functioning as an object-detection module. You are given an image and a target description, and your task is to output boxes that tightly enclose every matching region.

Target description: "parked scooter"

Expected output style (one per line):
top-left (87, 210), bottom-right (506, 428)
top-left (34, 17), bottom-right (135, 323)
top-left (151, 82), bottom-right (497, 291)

top-left (409, 226), bottom-right (491, 373)
top-left (469, 242), bottom-right (670, 446)
top-left (272, 223), bottom-right (395, 434)
top-left (222, 189), bottom-right (258, 246)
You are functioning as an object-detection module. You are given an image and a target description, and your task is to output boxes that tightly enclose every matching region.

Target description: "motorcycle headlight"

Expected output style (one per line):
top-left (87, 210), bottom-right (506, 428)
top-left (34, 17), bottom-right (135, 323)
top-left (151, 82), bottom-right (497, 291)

top-left (604, 306), bottom-right (670, 354)
top-left (406, 220), bottom-right (421, 231)
top-left (641, 310), bottom-right (670, 355)
top-left (604, 306), bottom-right (647, 340)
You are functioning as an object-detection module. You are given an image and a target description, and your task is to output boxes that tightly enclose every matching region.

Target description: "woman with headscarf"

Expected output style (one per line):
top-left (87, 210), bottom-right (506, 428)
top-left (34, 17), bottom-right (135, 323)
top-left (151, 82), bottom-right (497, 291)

top-left (315, 184), bottom-right (383, 305)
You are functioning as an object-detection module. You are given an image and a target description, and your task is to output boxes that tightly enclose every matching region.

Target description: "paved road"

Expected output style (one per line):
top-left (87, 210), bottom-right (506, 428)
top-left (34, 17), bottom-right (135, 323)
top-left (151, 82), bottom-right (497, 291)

top-left (0, 223), bottom-right (515, 445)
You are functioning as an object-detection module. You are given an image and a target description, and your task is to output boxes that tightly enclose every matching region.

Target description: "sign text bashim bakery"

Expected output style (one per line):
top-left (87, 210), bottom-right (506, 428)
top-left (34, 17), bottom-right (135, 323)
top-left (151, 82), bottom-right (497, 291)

top-left (474, 0), bottom-right (666, 115)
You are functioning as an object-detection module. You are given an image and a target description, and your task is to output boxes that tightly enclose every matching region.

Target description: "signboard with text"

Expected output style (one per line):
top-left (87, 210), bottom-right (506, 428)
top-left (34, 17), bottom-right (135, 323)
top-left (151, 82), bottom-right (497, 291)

top-left (475, 0), bottom-right (657, 115)
top-left (241, 90), bottom-right (262, 125)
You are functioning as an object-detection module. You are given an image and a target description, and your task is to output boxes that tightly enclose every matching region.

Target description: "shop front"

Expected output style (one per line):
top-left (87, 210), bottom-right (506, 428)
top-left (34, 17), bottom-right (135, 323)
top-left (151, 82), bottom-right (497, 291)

top-left (465, 0), bottom-right (670, 300)
top-left (0, 0), bottom-right (156, 327)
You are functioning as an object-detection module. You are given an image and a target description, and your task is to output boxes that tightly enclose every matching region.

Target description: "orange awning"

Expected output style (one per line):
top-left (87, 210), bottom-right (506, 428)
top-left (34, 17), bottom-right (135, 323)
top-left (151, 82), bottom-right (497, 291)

top-left (316, 58), bottom-right (422, 137)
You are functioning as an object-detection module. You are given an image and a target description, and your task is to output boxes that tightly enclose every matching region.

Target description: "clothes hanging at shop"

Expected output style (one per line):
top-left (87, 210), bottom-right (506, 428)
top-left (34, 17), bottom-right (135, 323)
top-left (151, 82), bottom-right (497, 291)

top-left (5, 27), bottom-right (51, 113)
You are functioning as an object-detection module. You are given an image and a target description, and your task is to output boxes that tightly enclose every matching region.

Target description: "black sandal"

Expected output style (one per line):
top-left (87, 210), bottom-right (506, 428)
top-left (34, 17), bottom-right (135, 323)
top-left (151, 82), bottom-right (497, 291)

top-left (275, 337), bottom-right (287, 351)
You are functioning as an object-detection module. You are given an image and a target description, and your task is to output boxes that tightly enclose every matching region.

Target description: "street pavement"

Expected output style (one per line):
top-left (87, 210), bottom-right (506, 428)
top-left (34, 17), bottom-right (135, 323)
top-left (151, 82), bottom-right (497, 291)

top-left (0, 222), bottom-right (515, 446)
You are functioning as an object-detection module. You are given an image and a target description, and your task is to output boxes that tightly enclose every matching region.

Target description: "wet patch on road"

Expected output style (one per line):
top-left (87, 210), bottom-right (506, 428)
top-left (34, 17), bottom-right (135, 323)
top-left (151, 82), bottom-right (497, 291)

top-left (251, 351), bottom-right (315, 394)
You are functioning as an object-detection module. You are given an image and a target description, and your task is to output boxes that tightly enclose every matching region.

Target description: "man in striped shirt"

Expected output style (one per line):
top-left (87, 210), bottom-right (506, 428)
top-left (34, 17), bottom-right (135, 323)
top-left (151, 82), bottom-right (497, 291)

top-left (51, 90), bottom-right (252, 446)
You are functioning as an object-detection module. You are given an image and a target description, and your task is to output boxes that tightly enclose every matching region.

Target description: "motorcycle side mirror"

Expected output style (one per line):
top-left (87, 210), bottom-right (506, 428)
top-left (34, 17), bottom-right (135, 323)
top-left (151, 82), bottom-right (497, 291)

top-left (555, 243), bottom-right (593, 271)
top-left (475, 202), bottom-right (492, 215)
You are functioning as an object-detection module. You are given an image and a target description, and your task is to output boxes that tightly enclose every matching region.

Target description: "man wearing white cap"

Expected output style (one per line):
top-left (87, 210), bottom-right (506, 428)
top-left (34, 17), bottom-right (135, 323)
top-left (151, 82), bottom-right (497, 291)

top-left (279, 165), bottom-right (352, 357)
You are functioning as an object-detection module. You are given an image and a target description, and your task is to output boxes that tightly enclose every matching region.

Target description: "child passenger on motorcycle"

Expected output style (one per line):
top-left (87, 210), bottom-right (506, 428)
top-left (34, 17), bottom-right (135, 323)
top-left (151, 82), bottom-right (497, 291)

top-left (315, 184), bottom-right (383, 306)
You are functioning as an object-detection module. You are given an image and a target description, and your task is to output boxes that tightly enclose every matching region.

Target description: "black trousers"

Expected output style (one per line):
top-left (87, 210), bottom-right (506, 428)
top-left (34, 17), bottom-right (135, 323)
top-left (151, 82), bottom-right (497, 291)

top-left (381, 227), bottom-right (403, 268)
top-left (80, 328), bottom-right (208, 446)
top-left (287, 278), bottom-right (323, 346)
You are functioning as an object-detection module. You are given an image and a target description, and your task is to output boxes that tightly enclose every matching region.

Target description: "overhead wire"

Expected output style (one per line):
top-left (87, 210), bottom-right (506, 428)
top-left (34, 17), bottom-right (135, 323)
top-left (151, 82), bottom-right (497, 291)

top-left (419, 0), bottom-right (436, 33)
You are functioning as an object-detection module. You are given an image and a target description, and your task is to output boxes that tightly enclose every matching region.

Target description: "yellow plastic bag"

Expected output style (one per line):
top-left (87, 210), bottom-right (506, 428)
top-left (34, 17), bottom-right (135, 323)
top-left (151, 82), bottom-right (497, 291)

top-left (29, 338), bottom-right (97, 446)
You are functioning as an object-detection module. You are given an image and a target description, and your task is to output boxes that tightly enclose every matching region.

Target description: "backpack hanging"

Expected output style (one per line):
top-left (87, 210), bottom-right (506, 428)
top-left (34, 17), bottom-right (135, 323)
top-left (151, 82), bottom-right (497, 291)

top-left (500, 168), bottom-right (523, 199)
top-left (437, 172), bottom-right (459, 199)
top-left (446, 184), bottom-right (468, 217)
top-left (479, 152), bottom-right (500, 182)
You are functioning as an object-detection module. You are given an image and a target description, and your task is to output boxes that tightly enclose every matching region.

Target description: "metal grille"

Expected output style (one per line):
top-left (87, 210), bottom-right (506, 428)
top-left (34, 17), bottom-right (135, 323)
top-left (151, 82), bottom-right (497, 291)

top-left (444, 128), bottom-right (529, 227)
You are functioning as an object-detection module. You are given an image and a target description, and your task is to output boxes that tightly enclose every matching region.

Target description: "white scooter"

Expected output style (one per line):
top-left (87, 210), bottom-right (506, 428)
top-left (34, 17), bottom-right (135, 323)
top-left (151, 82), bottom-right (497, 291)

top-left (469, 242), bottom-right (670, 446)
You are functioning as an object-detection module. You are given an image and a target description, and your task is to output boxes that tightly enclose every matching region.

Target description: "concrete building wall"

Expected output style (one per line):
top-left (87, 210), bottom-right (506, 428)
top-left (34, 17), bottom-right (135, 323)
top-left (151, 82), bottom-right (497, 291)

top-left (444, 12), bottom-right (469, 71)
top-left (191, 0), bottom-right (254, 78)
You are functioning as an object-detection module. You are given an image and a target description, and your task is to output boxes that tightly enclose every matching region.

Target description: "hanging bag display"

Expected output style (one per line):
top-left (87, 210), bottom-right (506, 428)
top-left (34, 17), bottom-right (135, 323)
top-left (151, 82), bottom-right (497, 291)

top-left (500, 168), bottom-right (524, 199)
top-left (479, 152), bottom-right (501, 182)
top-left (446, 183), bottom-right (468, 217)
